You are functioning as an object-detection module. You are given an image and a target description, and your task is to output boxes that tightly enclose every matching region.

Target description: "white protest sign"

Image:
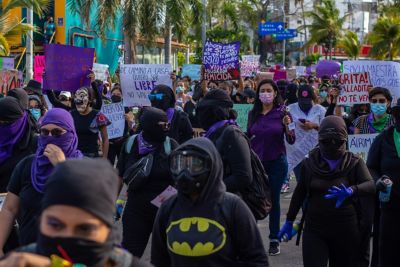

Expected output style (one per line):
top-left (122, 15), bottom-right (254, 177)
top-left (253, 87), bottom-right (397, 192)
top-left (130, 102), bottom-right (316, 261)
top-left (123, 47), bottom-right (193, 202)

top-left (93, 63), bottom-right (110, 82)
top-left (0, 193), bottom-right (6, 211)
top-left (295, 66), bottom-right (306, 77)
top-left (151, 186), bottom-right (177, 208)
top-left (338, 72), bottom-right (371, 106)
top-left (120, 64), bottom-right (172, 107)
top-left (348, 134), bottom-right (378, 162)
top-left (101, 102), bottom-right (125, 139)
top-left (241, 55), bottom-right (260, 77)
top-left (343, 61), bottom-right (400, 103)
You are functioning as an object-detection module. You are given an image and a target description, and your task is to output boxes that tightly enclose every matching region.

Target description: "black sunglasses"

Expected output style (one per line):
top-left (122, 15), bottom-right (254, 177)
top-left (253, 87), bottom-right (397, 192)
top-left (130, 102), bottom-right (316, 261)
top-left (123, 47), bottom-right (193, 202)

top-left (40, 128), bottom-right (66, 137)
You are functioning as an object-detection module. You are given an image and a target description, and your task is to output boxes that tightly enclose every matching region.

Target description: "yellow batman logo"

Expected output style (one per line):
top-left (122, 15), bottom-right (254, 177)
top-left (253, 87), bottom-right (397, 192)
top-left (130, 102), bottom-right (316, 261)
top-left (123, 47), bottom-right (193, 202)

top-left (166, 217), bottom-right (226, 257)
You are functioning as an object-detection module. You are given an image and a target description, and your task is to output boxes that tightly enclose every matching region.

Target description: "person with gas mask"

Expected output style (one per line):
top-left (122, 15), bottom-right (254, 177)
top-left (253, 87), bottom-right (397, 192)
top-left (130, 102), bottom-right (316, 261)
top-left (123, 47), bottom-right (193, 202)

top-left (0, 97), bottom-right (38, 254)
top-left (151, 137), bottom-right (269, 267)
top-left (0, 158), bottom-right (152, 267)
top-left (117, 107), bottom-right (179, 257)
top-left (287, 85), bottom-right (326, 182)
top-left (367, 98), bottom-right (400, 267)
top-left (195, 89), bottom-right (253, 194)
top-left (353, 87), bottom-right (394, 134)
top-left (0, 109), bottom-right (83, 256)
top-left (148, 84), bottom-right (193, 144)
top-left (278, 116), bottom-right (375, 267)
top-left (70, 87), bottom-right (110, 158)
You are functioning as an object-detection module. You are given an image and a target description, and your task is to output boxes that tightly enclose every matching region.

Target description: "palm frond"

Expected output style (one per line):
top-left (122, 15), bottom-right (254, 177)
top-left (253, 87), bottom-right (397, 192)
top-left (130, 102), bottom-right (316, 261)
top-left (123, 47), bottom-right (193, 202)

top-left (3, 0), bottom-right (51, 18)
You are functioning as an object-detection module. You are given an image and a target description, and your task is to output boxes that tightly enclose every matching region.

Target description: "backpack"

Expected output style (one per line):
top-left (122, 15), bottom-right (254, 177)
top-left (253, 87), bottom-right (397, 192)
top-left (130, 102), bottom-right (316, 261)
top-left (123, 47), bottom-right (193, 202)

top-left (216, 125), bottom-right (272, 220)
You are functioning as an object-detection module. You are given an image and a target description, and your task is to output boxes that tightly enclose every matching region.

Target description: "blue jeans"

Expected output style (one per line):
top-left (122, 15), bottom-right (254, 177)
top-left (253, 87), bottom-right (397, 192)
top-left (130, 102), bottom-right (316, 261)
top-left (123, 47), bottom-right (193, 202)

top-left (262, 155), bottom-right (288, 241)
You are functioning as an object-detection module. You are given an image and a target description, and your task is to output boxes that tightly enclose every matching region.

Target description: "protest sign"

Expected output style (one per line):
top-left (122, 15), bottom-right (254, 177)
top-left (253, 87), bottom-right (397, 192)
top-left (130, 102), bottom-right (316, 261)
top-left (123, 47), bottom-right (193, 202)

top-left (43, 44), bottom-right (94, 92)
top-left (101, 102), bottom-right (125, 139)
top-left (93, 63), bottom-right (110, 82)
top-left (120, 64), bottom-right (172, 107)
top-left (233, 104), bottom-right (253, 131)
top-left (343, 61), bottom-right (400, 103)
top-left (151, 186), bottom-right (177, 208)
top-left (287, 69), bottom-right (297, 80)
top-left (182, 64), bottom-right (201, 80)
top-left (34, 55), bottom-right (45, 83)
top-left (0, 57), bottom-right (14, 70)
top-left (203, 41), bottom-right (240, 81)
top-left (241, 55), bottom-right (260, 77)
top-left (337, 72), bottom-right (371, 106)
top-left (256, 72), bottom-right (274, 82)
top-left (295, 66), bottom-right (306, 77)
top-left (273, 70), bottom-right (287, 81)
top-left (0, 193), bottom-right (6, 211)
top-left (0, 70), bottom-right (23, 95)
top-left (348, 134), bottom-right (378, 162)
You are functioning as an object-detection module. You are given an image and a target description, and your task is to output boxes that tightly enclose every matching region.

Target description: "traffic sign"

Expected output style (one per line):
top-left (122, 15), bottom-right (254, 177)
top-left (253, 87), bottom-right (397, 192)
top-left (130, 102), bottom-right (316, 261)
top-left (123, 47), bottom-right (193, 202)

top-left (258, 22), bottom-right (284, 36)
top-left (275, 29), bottom-right (297, 41)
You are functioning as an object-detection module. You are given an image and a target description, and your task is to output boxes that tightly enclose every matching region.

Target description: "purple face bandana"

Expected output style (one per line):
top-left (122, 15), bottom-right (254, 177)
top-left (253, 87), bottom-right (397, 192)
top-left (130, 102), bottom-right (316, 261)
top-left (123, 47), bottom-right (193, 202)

top-left (138, 132), bottom-right (158, 155)
top-left (31, 108), bottom-right (83, 193)
top-left (166, 108), bottom-right (175, 123)
top-left (0, 112), bottom-right (28, 165)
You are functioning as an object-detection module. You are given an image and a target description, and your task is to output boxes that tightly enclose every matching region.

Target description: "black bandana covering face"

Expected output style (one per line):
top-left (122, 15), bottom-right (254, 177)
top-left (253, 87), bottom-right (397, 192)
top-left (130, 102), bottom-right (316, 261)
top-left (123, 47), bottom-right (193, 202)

top-left (75, 88), bottom-right (89, 113)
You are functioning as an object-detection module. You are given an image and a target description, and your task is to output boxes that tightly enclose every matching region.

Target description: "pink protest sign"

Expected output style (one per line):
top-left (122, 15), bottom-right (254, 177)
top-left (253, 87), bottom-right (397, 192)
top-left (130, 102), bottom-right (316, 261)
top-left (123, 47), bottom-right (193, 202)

top-left (273, 70), bottom-right (287, 81)
top-left (338, 72), bottom-right (371, 106)
top-left (34, 55), bottom-right (45, 83)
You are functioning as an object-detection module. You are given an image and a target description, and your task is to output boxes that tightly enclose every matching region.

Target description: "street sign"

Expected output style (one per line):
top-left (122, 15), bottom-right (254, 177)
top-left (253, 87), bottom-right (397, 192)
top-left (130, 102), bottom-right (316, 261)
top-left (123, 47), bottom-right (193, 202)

top-left (258, 22), bottom-right (284, 36)
top-left (275, 29), bottom-right (297, 41)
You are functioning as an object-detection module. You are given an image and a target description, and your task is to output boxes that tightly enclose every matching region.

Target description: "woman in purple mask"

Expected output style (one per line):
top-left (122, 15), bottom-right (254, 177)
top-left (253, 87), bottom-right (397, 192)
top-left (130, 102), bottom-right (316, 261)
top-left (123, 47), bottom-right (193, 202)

top-left (0, 97), bottom-right (37, 254)
top-left (0, 108), bottom-right (83, 256)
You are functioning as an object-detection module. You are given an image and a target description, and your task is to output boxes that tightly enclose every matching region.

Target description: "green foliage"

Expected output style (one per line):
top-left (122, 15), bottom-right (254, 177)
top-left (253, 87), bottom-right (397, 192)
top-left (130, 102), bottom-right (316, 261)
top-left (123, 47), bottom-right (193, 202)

top-left (177, 51), bottom-right (186, 66)
top-left (302, 53), bottom-right (321, 66)
top-left (338, 31), bottom-right (360, 59)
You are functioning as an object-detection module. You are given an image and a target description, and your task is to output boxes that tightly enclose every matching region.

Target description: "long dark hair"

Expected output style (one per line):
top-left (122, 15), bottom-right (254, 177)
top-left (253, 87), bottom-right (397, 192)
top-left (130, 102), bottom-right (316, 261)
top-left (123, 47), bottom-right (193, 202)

top-left (248, 79), bottom-right (283, 129)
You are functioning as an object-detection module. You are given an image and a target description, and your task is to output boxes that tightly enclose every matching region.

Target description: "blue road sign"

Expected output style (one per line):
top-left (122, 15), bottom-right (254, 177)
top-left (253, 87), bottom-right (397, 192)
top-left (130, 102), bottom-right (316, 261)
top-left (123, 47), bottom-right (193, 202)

top-left (258, 22), bottom-right (284, 36)
top-left (275, 29), bottom-right (297, 41)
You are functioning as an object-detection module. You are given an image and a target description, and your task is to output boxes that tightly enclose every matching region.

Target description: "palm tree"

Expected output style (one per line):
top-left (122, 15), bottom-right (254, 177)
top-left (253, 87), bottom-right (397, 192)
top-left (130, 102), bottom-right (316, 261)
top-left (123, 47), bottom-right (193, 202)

top-left (0, 0), bottom-right (50, 56)
top-left (367, 15), bottom-right (400, 60)
top-left (338, 31), bottom-right (360, 59)
top-left (304, 0), bottom-right (350, 59)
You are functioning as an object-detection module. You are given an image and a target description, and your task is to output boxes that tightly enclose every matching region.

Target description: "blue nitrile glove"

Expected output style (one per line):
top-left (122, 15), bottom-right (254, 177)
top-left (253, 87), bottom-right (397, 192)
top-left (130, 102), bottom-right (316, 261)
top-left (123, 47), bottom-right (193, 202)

top-left (324, 183), bottom-right (353, 208)
top-left (278, 220), bottom-right (294, 242)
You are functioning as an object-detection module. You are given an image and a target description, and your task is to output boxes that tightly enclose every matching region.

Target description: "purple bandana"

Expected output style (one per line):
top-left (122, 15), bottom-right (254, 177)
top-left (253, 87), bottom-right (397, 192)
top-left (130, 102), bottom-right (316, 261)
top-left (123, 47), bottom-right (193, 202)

top-left (205, 120), bottom-right (238, 138)
top-left (31, 108), bottom-right (83, 193)
top-left (138, 132), bottom-right (158, 155)
top-left (367, 113), bottom-right (377, 134)
top-left (323, 156), bottom-right (343, 171)
top-left (166, 108), bottom-right (175, 123)
top-left (0, 112), bottom-right (28, 165)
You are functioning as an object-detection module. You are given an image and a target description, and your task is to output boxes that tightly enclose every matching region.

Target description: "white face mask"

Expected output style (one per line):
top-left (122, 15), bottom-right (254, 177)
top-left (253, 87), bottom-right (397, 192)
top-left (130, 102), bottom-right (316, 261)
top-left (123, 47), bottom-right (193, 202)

top-left (74, 88), bottom-right (89, 113)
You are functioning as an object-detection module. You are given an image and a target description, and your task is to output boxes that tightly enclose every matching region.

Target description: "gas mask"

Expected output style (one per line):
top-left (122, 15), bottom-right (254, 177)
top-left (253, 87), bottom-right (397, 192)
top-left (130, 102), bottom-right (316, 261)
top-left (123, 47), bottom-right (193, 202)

top-left (170, 149), bottom-right (211, 196)
top-left (74, 88), bottom-right (90, 113)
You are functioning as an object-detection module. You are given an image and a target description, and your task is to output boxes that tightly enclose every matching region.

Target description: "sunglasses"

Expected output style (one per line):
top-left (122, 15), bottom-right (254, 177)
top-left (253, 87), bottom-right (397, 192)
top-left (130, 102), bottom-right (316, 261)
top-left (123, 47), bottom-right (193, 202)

top-left (40, 128), bottom-right (66, 137)
top-left (158, 122), bottom-right (171, 131)
top-left (371, 99), bottom-right (387, 104)
top-left (59, 96), bottom-right (71, 102)
top-left (148, 93), bottom-right (164, 101)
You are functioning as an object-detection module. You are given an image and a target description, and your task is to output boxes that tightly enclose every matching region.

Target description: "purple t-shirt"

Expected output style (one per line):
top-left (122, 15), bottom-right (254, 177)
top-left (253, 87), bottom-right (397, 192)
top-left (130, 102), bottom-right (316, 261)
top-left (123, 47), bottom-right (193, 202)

top-left (248, 106), bottom-right (295, 162)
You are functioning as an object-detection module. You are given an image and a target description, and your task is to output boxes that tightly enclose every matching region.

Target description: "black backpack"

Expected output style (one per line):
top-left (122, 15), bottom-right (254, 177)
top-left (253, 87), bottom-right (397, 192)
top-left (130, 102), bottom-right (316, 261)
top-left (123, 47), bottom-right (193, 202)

top-left (216, 125), bottom-right (272, 220)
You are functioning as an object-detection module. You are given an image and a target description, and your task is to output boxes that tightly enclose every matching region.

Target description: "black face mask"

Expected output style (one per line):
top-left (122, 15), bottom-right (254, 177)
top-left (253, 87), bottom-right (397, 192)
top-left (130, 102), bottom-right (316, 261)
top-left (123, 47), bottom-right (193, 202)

top-left (151, 98), bottom-right (171, 111)
top-left (319, 139), bottom-right (346, 160)
top-left (298, 98), bottom-right (313, 113)
top-left (142, 127), bottom-right (168, 144)
top-left (111, 95), bottom-right (122, 103)
top-left (36, 233), bottom-right (113, 267)
top-left (173, 170), bottom-right (209, 196)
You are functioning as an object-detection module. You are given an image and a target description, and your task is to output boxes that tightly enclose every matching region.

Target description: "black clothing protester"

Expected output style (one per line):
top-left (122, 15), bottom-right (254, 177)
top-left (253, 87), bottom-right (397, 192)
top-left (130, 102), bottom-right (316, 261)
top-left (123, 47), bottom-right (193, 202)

top-left (168, 110), bottom-right (193, 144)
top-left (183, 101), bottom-right (200, 128)
top-left (151, 138), bottom-right (269, 267)
top-left (70, 109), bottom-right (100, 157)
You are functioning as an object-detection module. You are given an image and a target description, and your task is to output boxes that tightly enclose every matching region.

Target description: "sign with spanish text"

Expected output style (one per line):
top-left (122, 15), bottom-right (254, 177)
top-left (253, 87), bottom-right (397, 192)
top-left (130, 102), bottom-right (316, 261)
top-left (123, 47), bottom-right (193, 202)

top-left (0, 70), bottom-right (23, 95)
top-left (348, 134), bottom-right (378, 162)
top-left (120, 64), bottom-right (172, 107)
top-left (343, 61), bottom-right (400, 103)
top-left (233, 104), bottom-right (253, 131)
top-left (241, 55), bottom-right (260, 77)
top-left (182, 64), bottom-right (201, 80)
top-left (101, 102), bottom-right (125, 139)
top-left (43, 44), bottom-right (94, 92)
top-left (338, 72), bottom-right (371, 106)
top-left (93, 63), bottom-right (110, 82)
top-left (203, 41), bottom-right (240, 81)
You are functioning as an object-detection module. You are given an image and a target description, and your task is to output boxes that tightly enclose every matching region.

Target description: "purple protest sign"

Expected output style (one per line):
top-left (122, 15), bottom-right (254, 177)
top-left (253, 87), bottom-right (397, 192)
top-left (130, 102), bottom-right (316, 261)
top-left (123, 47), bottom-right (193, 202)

top-left (203, 41), bottom-right (241, 81)
top-left (316, 60), bottom-right (341, 78)
top-left (43, 44), bottom-right (95, 92)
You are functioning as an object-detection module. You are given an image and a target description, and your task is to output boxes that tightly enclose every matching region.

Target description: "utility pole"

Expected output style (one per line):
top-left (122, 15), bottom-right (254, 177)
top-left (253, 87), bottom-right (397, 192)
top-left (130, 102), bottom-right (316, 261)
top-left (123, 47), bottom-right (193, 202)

top-left (281, 6), bottom-right (286, 67)
top-left (26, 7), bottom-right (33, 81)
top-left (201, 0), bottom-right (207, 47)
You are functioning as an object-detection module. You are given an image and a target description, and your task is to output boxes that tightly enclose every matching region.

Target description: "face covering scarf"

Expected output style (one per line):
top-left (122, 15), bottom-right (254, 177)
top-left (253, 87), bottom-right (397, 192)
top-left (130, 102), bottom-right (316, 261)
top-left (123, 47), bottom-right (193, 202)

top-left (369, 113), bottom-right (389, 133)
top-left (394, 129), bottom-right (400, 158)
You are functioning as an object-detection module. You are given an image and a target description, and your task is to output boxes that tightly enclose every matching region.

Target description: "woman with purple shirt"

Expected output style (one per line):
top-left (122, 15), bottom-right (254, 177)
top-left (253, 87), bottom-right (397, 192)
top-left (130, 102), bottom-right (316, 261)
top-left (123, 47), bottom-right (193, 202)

top-left (247, 79), bottom-right (295, 256)
top-left (0, 108), bottom-right (83, 256)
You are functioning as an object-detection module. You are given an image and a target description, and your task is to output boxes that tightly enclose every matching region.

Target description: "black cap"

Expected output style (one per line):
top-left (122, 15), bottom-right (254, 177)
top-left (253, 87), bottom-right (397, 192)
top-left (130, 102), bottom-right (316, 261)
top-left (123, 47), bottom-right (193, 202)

top-left (24, 80), bottom-right (42, 96)
top-left (298, 85), bottom-right (315, 99)
top-left (243, 88), bottom-right (256, 98)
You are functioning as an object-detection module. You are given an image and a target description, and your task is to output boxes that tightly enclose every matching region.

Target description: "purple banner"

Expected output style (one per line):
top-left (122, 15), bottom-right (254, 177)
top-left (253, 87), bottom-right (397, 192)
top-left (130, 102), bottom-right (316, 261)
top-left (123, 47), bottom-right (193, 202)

top-left (203, 41), bottom-right (241, 81)
top-left (43, 44), bottom-right (95, 92)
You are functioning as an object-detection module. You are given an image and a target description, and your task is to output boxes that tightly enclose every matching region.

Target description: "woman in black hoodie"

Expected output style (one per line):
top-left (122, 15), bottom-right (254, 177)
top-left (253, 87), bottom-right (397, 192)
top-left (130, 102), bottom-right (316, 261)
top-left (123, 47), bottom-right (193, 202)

top-left (278, 116), bottom-right (375, 267)
top-left (151, 137), bottom-right (269, 267)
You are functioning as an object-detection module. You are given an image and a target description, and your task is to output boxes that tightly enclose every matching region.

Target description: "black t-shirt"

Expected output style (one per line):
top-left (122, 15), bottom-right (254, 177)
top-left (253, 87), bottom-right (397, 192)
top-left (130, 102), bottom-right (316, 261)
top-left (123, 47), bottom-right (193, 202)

top-left (71, 109), bottom-right (99, 155)
top-left (7, 155), bottom-right (43, 246)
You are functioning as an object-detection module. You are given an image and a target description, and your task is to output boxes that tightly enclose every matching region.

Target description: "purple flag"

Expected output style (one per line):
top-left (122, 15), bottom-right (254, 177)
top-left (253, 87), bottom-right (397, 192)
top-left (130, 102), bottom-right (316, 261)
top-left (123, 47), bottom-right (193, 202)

top-left (43, 44), bottom-right (95, 92)
top-left (203, 41), bottom-right (241, 81)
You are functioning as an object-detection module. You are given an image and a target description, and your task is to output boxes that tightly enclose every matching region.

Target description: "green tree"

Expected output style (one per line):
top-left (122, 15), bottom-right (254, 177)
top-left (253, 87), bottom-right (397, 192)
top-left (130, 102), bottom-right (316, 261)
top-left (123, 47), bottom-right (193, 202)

top-left (338, 31), bottom-right (360, 59)
top-left (304, 0), bottom-right (350, 59)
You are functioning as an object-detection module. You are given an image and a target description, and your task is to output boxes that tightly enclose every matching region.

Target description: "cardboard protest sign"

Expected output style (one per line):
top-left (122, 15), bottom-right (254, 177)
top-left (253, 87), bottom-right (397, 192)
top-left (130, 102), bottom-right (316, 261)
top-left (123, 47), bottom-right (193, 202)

top-left (101, 102), bottom-right (125, 139)
top-left (241, 55), bottom-right (260, 77)
top-left (203, 41), bottom-right (240, 81)
top-left (348, 134), bottom-right (378, 162)
top-left (93, 63), bottom-right (110, 82)
top-left (233, 104), bottom-right (253, 131)
top-left (182, 64), bottom-right (201, 80)
top-left (343, 61), bottom-right (400, 103)
top-left (34, 55), bottom-right (45, 83)
top-left (337, 72), bottom-right (371, 106)
top-left (295, 66), bottom-right (306, 77)
top-left (0, 57), bottom-right (14, 70)
top-left (43, 44), bottom-right (94, 92)
top-left (0, 70), bottom-right (23, 95)
top-left (120, 64), bottom-right (172, 107)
